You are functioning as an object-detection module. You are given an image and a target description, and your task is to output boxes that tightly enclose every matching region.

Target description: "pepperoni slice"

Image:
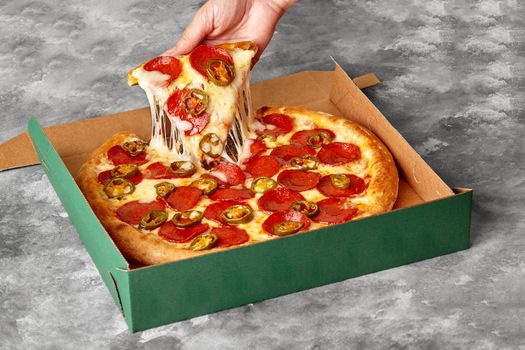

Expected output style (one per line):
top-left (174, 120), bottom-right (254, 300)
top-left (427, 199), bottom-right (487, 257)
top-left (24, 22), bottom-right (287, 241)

top-left (318, 142), bottom-right (361, 165)
top-left (107, 146), bottom-right (147, 166)
top-left (166, 186), bottom-right (202, 211)
top-left (317, 174), bottom-right (367, 197)
top-left (260, 114), bottom-right (293, 136)
top-left (142, 162), bottom-right (191, 179)
top-left (166, 89), bottom-right (210, 136)
top-left (189, 44), bottom-right (233, 78)
top-left (116, 200), bottom-right (165, 225)
top-left (312, 198), bottom-right (358, 224)
top-left (249, 139), bottom-right (266, 158)
top-left (204, 200), bottom-right (246, 223)
top-left (290, 129), bottom-right (335, 146)
top-left (271, 144), bottom-right (316, 163)
top-left (262, 210), bottom-right (310, 236)
top-left (143, 56), bottom-right (182, 85)
top-left (210, 162), bottom-right (246, 187)
top-left (97, 170), bottom-right (143, 185)
top-left (277, 170), bottom-right (320, 192)
top-left (212, 227), bottom-right (250, 248)
top-left (257, 187), bottom-right (305, 212)
top-left (244, 155), bottom-right (280, 178)
top-left (209, 188), bottom-right (254, 201)
top-left (158, 221), bottom-right (210, 243)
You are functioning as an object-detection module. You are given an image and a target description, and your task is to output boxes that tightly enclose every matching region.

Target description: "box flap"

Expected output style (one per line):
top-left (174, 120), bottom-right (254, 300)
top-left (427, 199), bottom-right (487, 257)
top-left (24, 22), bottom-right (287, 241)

top-left (0, 72), bottom-right (378, 172)
top-left (329, 62), bottom-right (454, 201)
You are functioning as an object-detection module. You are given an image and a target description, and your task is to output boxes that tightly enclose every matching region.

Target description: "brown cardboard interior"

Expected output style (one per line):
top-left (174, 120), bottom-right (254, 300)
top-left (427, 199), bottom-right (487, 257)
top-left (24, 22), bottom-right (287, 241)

top-left (0, 68), bottom-right (451, 212)
top-left (1, 68), bottom-right (455, 213)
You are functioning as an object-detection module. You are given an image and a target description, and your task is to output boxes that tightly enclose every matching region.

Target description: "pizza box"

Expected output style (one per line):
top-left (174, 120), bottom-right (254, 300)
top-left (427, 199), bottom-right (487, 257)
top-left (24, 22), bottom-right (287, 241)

top-left (0, 62), bottom-right (472, 332)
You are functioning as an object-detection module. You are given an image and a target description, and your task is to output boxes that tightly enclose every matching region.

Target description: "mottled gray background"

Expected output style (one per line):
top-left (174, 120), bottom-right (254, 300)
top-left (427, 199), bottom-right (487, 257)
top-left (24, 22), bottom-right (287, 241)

top-left (1, 0), bottom-right (524, 349)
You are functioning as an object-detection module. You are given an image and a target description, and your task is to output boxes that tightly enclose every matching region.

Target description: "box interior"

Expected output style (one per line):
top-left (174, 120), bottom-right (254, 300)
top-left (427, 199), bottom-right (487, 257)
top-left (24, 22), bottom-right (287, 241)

top-left (1, 67), bottom-right (455, 269)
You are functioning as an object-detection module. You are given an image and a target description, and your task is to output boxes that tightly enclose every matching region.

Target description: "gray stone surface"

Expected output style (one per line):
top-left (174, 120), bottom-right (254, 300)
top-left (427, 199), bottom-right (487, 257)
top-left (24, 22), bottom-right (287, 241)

top-left (1, 0), bottom-right (524, 348)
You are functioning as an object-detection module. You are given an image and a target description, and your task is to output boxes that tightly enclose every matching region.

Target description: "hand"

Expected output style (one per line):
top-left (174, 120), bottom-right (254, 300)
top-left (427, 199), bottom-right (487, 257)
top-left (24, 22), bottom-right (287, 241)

top-left (164, 0), bottom-right (297, 64)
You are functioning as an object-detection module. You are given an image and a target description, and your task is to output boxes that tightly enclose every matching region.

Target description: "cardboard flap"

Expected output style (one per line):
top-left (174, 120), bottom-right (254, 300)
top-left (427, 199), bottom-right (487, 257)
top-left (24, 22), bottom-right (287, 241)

top-left (329, 62), bottom-right (454, 201)
top-left (0, 109), bottom-right (151, 172)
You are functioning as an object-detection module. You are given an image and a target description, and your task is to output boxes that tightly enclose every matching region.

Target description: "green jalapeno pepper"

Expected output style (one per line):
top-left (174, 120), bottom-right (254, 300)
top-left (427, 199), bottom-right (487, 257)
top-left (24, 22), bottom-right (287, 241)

top-left (189, 233), bottom-right (218, 251)
top-left (139, 210), bottom-right (168, 230)
top-left (181, 88), bottom-right (209, 115)
top-left (256, 133), bottom-right (277, 148)
top-left (306, 130), bottom-right (332, 148)
top-left (169, 161), bottom-right (196, 176)
top-left (190, 177), bottom-right (218, 195)
top-left (172, 210), bottom-right (203, 227)
top-left (206, 58), bottom-right (235, 86)
top-left (110, 164), bottom-right (139, 179)
top-left (220, 205), bottom-right (253, 225)
top-left (103, 178), bottom-right (135, 198)
top-left (199, 133), bottom-right (223, 157)
top-left (251, 176), bottom-right (277, 193)
top-left (154, 182), bottom-right (176, 198)
top-left (122, 140), bottom-right (147, 156)
top-left (273, 221), bottom-right (304, 236)
top-left (291, 200), bottom-right (319, 217)
top-left (290, 155), bottom-right (319, 170)
top-left (330, 174), bottom-right (350, 189)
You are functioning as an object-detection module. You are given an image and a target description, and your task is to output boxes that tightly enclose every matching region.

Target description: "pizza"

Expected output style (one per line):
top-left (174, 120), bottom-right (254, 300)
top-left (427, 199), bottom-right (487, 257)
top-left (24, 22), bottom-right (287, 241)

top-left (127, 41), bottom-right (257, 166)
top-left (77, 42), bottom-right (399, 265)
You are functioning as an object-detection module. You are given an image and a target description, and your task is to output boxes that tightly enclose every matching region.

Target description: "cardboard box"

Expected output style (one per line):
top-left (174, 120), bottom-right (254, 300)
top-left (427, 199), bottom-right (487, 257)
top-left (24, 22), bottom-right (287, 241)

top-left (0, 63), bottom-right (472, 332)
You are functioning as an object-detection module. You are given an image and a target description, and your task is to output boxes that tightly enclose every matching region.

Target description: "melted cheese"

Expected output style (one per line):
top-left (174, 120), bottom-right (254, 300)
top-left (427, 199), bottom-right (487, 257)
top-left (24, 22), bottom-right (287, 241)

top-left (132, 48), bottom-right (256, 165)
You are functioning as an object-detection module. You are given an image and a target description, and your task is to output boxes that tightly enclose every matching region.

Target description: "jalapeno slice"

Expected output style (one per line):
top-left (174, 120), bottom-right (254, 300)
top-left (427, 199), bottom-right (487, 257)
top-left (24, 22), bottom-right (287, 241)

top-left (190, 177), bottom-right (218, 195)
top-left (220, 205), bottom-right (253, 225)
top-left (189, 233), bottom-right (218, 251)
top-left (256, 134), bottom-right (277, 148)
top-left (122, 140), bottom-right (147, 156)
top-left (169, 161), bottom-right (196, 176)
top-left (103, 178), bottom-right (135, 198)
top-left (251, 176), bottom-right (277, 193)
top-left (154, 182), bottom-right (176, 198)
top-left (273, 221), bottom-right (304, 236)
top-left (206, 58), bottom-right (235, 86)
top-left (330, 174), bottom-right (350, 189)
top-left (181, 88), bottom-right (209, 115)
top-left (199, 133), bottom-right (223, 157)
top-left (172, 210), bottom-right (203, 227)
top-left (291, 200), bottom-right (319, 217)
top-left (110, 164), bottom-right (139, 179)
top-left (307, 130), bottom-right (332, 148)
top-left (139, 210), bottom-right (168, 230)
top-left (290, 155), bottom-right (319, 170)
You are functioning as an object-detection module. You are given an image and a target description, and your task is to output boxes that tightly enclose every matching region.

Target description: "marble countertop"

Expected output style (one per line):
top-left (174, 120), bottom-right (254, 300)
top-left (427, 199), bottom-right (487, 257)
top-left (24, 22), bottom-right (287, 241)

top-left (1, 0), bottom-right (524, 348)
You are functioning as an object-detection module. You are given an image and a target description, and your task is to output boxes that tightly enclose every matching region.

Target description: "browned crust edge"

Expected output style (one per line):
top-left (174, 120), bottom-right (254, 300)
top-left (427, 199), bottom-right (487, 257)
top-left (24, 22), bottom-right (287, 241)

top-left (127, 41), bottom-right (257, 86)
top-left (256, 106), bottom-right (399, 215)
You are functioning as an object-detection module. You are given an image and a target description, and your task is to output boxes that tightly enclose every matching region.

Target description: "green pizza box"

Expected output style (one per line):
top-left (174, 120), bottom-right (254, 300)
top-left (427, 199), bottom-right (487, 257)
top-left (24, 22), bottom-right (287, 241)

top-left (0, 63), bottom-right (472, 332)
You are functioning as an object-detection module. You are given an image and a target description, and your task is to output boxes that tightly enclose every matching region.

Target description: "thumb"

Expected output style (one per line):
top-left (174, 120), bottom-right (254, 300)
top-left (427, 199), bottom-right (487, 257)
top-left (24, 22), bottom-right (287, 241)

top-left (164, 8), bottom-right (213, 56)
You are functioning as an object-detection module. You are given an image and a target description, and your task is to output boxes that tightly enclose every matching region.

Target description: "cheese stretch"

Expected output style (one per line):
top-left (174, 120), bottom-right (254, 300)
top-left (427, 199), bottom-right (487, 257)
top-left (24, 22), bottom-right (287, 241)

top-left (131, 48), bottom-right (256, 166)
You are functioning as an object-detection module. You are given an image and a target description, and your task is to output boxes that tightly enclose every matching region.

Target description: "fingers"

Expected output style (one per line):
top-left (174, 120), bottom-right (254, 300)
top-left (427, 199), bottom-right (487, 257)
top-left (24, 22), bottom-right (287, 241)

top-left (164, 6), bottom-right (213, 56)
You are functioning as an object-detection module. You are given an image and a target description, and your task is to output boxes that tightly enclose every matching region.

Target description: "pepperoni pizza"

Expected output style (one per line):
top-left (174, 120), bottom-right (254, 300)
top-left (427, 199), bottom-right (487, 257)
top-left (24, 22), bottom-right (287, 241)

top-left (78, 105), bottom-right (398, 265)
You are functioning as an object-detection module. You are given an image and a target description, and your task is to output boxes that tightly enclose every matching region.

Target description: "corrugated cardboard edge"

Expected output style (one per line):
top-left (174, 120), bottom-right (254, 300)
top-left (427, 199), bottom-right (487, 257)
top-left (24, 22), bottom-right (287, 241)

top-left (0, 73), bottom-right (379, 172)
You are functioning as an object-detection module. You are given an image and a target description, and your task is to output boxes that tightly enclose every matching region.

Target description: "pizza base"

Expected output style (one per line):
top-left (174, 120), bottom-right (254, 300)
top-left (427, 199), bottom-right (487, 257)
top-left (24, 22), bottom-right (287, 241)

top-left (77, 107), bottom-right (398, 266)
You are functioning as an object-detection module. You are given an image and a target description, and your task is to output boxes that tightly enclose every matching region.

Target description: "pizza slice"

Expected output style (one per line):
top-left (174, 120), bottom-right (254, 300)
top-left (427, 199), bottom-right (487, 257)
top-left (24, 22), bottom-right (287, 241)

top-left (127, 41), bottom-right (257, 167)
